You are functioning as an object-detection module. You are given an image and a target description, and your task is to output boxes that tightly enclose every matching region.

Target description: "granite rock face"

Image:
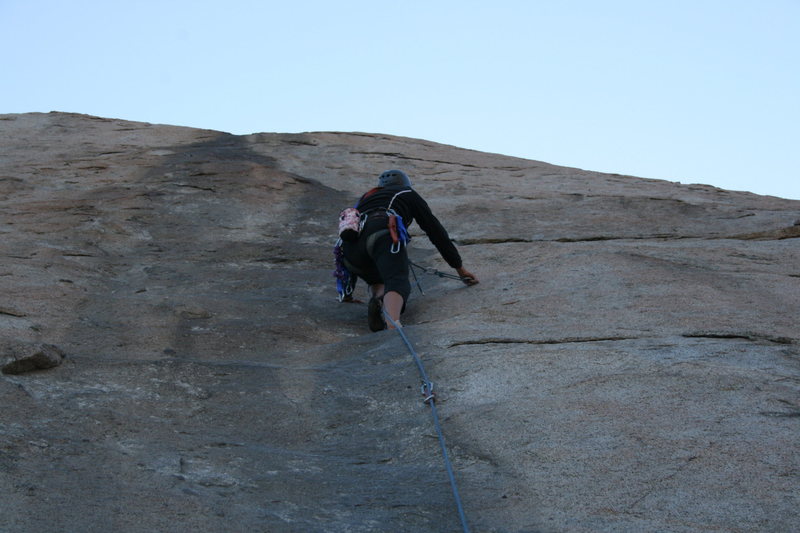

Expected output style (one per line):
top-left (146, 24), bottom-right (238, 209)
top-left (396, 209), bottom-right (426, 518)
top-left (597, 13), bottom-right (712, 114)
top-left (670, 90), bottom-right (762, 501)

top-left (1, 112), bottom-right (798, 532)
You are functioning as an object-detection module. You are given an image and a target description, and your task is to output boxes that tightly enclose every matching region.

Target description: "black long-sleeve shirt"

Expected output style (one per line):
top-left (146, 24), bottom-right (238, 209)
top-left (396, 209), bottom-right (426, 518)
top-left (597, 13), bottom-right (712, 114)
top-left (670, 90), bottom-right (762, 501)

top-left (356, 186), bottom-right (463, 269)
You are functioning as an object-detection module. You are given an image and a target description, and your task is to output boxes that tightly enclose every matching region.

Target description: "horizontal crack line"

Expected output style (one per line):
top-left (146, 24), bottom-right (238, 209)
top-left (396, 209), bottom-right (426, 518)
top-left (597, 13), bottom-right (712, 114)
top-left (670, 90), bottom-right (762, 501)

top-left (682, 332), bottom-right (796, 345)
top-left (456, 229), bottom-right (800, 245)
top-left (348, 151), bottom-right (483, 169)
top-left (455, 235), bottom-right (691, 245)
top-left (449, 332), bottom-right (797, 348)
top-left (0, 307), bottom-right (28, 318)
top-left (448, 336), bottom-right (637, 348)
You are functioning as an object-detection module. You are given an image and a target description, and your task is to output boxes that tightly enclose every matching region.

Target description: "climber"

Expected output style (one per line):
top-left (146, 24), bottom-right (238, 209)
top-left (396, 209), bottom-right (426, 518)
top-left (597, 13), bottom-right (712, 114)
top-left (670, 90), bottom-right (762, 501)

top-left (339, 170), bottom-right (478, 331)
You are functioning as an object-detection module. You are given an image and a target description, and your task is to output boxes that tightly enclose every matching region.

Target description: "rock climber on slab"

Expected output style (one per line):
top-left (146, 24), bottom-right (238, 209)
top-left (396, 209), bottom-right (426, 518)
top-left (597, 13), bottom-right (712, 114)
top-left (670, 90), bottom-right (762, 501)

top-left (337, 170), bottom-right (478, 331)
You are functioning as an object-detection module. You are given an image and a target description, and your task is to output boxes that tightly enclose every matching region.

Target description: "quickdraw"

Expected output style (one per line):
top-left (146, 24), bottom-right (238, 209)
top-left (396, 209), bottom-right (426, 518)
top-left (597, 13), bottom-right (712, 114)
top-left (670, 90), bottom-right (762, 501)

top-left (387, 208), bottom-right (410, 254)
top-left (421, 380), bottom-right (435, 404)
top-left (385, 189), bottom-right (412, 254)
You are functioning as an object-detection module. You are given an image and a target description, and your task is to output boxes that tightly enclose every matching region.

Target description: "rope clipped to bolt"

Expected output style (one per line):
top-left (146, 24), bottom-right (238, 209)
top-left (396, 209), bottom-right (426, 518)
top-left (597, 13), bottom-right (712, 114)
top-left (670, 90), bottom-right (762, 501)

top-left (383, 310), bottom-right (471, 533)
top-left (408, 261), bottom-right (471, 296)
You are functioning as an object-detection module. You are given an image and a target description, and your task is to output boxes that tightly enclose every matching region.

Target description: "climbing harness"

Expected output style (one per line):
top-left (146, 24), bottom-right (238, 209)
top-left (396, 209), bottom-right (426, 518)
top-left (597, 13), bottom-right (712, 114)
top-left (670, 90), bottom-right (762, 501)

top-left (383, 312), bottom-right (471, 533)
top-left (333, 188), bottom-right (413, 300)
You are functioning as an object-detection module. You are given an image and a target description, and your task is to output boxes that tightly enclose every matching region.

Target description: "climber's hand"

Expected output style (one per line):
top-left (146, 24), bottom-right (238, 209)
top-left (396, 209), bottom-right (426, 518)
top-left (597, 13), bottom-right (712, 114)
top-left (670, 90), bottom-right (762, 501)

top-left (456, 267), bottom-right (479, 286)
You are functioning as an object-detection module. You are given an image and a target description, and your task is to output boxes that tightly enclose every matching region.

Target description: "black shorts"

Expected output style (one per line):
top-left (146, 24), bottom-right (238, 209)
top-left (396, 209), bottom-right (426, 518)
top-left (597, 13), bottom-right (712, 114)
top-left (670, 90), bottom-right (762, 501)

top-left (342, 215), bottom-right (411, 302)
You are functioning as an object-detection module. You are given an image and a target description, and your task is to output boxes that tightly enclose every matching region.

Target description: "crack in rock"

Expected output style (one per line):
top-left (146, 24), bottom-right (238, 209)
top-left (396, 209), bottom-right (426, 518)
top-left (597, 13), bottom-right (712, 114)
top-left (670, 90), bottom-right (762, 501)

top-left (454, 237), bottom-right (534, 245)
top-left (682, 332), bottom-right (796, 345)
top-left (456, 235), bottom-right (690, 245)
top-left (457, 227), bottom-right (800, 245)
top-left (760, 399), bottom-right (800, 418)
top-left (348, 151), bottom-right (483, 169)
top-left (448, 336), bottom-right (638, 348)
top-left (731, 224), bottom-right (800, 241)
top-left (0, 307), bottom-right (28, 318)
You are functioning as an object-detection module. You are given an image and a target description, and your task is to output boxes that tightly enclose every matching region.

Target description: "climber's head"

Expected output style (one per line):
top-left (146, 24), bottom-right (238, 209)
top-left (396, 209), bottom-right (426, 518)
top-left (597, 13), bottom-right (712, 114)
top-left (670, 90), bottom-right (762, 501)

top-left (378, 169), bottom-right (412, 188)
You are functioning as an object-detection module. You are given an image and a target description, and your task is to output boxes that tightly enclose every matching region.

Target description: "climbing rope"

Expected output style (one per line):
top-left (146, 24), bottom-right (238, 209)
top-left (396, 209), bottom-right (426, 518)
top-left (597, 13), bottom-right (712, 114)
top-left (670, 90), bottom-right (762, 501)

top-left (383, 311), bottom-right (471, 533)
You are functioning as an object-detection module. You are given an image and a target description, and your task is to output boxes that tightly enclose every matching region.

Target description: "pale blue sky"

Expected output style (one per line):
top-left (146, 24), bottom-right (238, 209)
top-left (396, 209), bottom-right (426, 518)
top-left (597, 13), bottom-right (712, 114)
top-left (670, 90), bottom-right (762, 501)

top-left (3, 1), bottom-right (798, 199)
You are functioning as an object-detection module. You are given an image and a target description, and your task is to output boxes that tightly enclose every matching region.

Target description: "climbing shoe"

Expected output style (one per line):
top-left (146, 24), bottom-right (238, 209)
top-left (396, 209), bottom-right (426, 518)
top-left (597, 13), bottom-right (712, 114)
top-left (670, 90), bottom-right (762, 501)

top-left (368, 297), bottom-right (386, 332)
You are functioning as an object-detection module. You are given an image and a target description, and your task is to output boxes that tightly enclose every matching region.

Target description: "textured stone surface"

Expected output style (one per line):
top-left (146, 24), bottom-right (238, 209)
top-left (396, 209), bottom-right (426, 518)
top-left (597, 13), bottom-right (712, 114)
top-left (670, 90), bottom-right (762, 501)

top-left (2, 343), bottom-right (65, 374)
top-left (1, 112), bottom-right (798, 532)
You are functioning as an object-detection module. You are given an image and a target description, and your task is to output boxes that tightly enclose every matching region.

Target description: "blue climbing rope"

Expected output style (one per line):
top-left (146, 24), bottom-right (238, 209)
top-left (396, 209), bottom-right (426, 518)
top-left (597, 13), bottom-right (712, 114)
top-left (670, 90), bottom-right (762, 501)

top-left (383, 312), bottom-right (471, 533)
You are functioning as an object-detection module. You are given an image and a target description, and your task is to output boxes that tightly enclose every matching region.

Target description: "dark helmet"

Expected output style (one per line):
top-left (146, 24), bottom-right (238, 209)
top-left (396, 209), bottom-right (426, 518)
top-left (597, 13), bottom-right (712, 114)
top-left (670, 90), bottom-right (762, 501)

top-left (378, 169), bottom-right (412, 188)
